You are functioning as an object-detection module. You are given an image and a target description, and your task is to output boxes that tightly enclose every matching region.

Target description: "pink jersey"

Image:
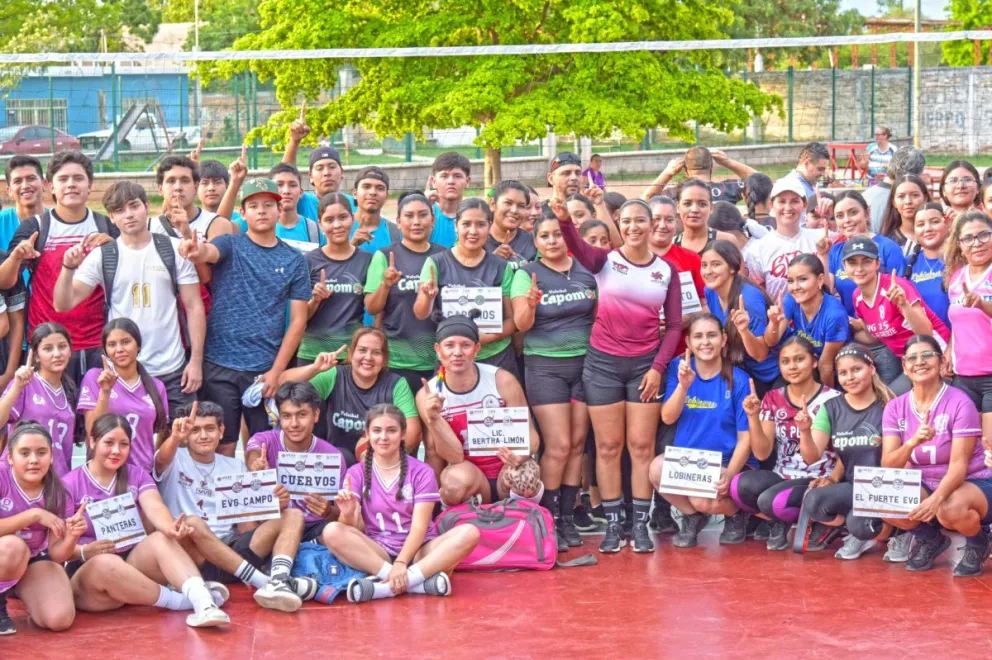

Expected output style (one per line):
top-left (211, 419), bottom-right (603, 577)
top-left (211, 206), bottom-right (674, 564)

top-left (0, 377), bottom-right (76, 476)
top-left (77, 368), bottom-right (169, 477)
top-left (947, 265), bottom-right (992, 377)
top-left (882, 385), bottom-right (990, 490)
top-left (62, 464), bottom-right (157, 547)
top-left (559, 218), bottom-right (683, 372)
top-left (0, 464), bottom-right (73, 558)
top-left (246, 429), bottom-right (344, 523)
top-left (760, 386), bottom-right (842, 479)
top-left (427, 364), bottom-right (505, 479)
top-left (345, 457), bottom-right (440, 556)
top-left (853, 274), bottom-right (950, 358)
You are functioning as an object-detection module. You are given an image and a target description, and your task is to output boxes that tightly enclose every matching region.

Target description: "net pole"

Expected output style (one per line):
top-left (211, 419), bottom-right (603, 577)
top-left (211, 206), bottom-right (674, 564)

top-left (913, 0), bottom-right (922, 147)
top-left (787, 66), bottom-right (794, 143)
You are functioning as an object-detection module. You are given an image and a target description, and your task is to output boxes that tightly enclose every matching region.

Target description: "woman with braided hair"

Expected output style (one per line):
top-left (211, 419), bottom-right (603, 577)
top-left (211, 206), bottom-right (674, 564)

top-left (323, 404), bottom-right (479, 603)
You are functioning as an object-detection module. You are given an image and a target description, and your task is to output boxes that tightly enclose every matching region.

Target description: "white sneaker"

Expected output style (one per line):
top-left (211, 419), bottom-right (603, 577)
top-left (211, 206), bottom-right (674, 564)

top-left (253, 579), bottom-right (304, 613)
top-left (205, 582), bottom-right (230, 607)
top-left (834, 535), bottom-right (876, 560)
top-left (186, 606), bottom-right (230, 628)
top-left (884, 533), bottom-right (913, 563)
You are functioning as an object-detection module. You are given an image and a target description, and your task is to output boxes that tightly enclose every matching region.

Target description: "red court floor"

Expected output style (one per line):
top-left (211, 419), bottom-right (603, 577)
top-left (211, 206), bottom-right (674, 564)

top-left (4, 527), bottom-right (991, 659)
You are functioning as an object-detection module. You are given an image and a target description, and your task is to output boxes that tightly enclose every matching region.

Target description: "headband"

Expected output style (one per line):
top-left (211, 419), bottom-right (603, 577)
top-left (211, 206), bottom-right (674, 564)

top-left (436, 313), bottom-right (480, 343)
top-left (835, 345), bottom-right (874, 365)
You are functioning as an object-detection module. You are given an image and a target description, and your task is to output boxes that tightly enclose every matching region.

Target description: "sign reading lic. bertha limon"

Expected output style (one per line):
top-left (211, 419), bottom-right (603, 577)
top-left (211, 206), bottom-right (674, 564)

top-left (211, 469), bottom-right (281, 525)
top-left (466, 407), bottom-right (530, 457)
top-left (658, 446), bottom-right (722, 499)
top-left (441, 286), bottom-right (502, 333)
top-left (277, 452), bottom-right (343, 501)
top-left (852, 466), bottom-right (922, 519)
top-left (85, 492), bottom-right (147, 550)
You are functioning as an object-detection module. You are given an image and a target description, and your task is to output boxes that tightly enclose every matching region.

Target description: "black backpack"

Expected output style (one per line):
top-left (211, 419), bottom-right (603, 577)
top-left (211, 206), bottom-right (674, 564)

top-left (27, 210), bottom-right (116, 275)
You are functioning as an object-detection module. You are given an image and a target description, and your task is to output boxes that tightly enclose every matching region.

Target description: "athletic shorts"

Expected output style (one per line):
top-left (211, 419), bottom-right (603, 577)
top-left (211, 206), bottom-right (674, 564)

top-left (582, 346), bottom-right (655, 406)
top-left (967, 477), bottom-right (992, 524)
top-left (487, 477), bottom-right (500, 503)
top-left (303, 520), bottom-right (329, 544)
top-left (199, 529), bottom-right (264, 585)
top-left (953, 375), bottom-right (992, 414)
top-left (65, 547), bottom-right (133, 579)
top-left (480, 345), bottom-right (521, 382)
top-left (524, 354), bottom-right (585, 406)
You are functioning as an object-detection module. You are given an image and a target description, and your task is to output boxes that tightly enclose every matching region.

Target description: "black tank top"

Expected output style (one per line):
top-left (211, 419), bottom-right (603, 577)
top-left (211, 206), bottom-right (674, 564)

top-left (673, 228), bottom-right (717, 255)
top-left (322, 365), bottom-right (406, 453)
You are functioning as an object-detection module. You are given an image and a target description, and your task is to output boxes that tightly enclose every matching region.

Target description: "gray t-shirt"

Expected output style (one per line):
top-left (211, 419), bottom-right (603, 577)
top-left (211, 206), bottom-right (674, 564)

top-left (863, 182), bottom-right (892, 234)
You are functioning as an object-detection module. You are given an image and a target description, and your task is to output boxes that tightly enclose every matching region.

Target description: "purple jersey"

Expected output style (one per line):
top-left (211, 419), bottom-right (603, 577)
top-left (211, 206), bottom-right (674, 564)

top-left (882, 384), bottom-right (990, 490)
top-left (345, 457), bottom-right (440, 557)
top-left (0, 464), bottom-right (73, 557)
top-left (77, 368), bottom-right (169, 477)
top-left (0, 377), bottom-right (76, 476)
top-left (62, 464), bottom-right (157, 546)
top-left (246, 430), bottom-right (344, 523)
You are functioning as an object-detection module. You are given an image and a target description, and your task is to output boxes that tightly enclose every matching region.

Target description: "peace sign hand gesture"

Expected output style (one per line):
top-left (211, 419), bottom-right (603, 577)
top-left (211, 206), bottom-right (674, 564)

top-left (313, 345), bottom-right (348, 373)
top-left (171, 401), bottom-right (198, 444)
top-left (961, 280), bottom-right (990, 316)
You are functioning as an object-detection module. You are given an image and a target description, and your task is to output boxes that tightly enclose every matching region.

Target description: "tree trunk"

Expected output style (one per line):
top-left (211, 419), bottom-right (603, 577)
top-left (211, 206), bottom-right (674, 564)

top-left (484, 147), bottom-right (502, 190)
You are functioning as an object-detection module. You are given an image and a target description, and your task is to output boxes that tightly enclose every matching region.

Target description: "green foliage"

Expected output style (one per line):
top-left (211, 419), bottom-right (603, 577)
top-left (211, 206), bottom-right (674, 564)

top-left (943, 0), bottom-right (992, 66)
top-left (199, 0), bottom-right (778, 171)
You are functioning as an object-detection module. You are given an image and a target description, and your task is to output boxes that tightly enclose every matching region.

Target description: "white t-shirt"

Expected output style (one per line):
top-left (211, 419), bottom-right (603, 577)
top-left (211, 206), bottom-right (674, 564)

top-left (743, 228), bottom-right (822, 301)
top-left (154, 447), bottom-right (246, 538)
top-left (75, 236), bottom-right (199, 375)
top-left (150, 208), bottom-right (218, 242)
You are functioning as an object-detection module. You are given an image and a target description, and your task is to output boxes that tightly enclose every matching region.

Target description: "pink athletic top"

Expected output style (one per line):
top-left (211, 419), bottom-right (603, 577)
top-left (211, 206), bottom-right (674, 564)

top-left (947, 265), bottom-right (992, 377)
top-left (853, 273), bottom-right (950, 358)
top-left (559, 219), bottom-right (683, 372)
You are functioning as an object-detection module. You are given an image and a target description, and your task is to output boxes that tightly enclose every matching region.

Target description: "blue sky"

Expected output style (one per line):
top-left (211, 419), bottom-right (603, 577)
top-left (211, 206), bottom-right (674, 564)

top-left (839, 0), bottom-right (948, 19)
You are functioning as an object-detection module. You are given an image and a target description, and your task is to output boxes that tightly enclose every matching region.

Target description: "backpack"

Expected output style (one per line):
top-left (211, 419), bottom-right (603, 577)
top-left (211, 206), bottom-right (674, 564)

top-left (290, 542), bottom-right (368, 604)
top-left (304, 218), bottom-right (320, 244)
top-left (27, 210), bottom-right (116, 275)
top-left (435, 498), bottom-right (556, 571)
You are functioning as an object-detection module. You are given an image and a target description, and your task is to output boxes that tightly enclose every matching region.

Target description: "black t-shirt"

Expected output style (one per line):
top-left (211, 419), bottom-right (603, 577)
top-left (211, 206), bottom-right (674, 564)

top-left (816, 396), bottom-right (885, 482)
top-left (318, 365), bottom-right (410, 454)
top-left (485, 229), bottom-right (537, 269)
top-left (300, 248), bottom-right (373, 359)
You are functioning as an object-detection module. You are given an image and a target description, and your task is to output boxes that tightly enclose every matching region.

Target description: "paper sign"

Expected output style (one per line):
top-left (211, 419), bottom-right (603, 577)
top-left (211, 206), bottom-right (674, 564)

top-left (281, 238), bottom-right (319, 253)
top-left (679, 271), bottom-right (703, 315)
top-left (212, 469), bottom-right (281, 525)
top-left (657, 446), bottom-right (722, 499)
top-left (86, 493), bottom-right (147, 550)
top-left (466, 407), bottom-right (530, 456)
top-left (277, 452), bottom-right (343, 501)
top-left (852, 466), bottom-right (922, 519)
top-left (441, 286), bottom-right (502, 333)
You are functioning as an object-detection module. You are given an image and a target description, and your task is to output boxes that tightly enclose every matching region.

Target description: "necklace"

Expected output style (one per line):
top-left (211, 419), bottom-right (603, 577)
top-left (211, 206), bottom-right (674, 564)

top-left (192, 459), bottom-right (217, 479)
top-left (542, 258), bottom-right (572, 280)
top-left (917, 253), bottom-right (943, 273)
top-left (374, 458), bottom-right (401, 470)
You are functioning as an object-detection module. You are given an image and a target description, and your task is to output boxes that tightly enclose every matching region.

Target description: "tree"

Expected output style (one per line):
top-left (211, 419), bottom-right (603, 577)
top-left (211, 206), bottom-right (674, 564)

top-left (160, 0), bottom-right (259, 51)
top-left (201, 0), bottom-right (778, 186)
top-left (942, 0), bottom-right (992, 66)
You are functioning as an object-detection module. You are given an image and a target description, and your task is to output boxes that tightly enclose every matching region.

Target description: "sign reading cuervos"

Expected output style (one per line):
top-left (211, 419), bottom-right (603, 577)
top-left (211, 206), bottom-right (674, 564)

top-left (277, 451), bottom-right (343, 501)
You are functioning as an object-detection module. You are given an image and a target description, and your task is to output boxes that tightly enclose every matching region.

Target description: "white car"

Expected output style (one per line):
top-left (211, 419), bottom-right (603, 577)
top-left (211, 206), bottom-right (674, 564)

top-left (79, 116), bottom-right (201, 153)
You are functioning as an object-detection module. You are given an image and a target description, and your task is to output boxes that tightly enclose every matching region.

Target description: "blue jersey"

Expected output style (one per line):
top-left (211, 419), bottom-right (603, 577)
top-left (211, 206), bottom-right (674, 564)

top-left (705, 283), bottom-right (780, 383)
top-left (782, 292), bottom-right (850, 357)
top-left (665, 358), bottom-right (753, 465)
top-left (829, 235), bottom-right (906, 315)
top-left (907, 252), bottom-right (949, 326)
top-left (297, 192), bottom-right (357, 220)
top-left (429, 203), bottom-right (458, 248)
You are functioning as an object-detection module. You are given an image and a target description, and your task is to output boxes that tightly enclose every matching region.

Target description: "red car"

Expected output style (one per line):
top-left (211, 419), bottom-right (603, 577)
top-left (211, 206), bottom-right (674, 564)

top-left (0, 125), bottom-right (80, 155)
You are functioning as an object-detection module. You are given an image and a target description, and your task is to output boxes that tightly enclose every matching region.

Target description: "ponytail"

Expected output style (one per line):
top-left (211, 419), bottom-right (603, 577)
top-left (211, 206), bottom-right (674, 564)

top-left (137, 362), bottom-right (168, 438)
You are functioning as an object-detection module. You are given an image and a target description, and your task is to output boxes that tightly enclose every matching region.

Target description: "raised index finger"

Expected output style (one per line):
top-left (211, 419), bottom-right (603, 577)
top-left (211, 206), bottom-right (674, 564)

top-left (189, 401), bottom-right (198, 422)
top-left (389, 252), bottom-right (395, 268)
top-left (749, 378), bottom-right (757, 397)
top-left (300, 99), bottom-right (307, 121)
top-left (241, 144), bottom-right (248, 161)
top-left (26, 348), bottom-right (34, 366)
top-left (684, 348), bottom-right (690, 363)
top-left (101, 354), bottom-right (112, 371)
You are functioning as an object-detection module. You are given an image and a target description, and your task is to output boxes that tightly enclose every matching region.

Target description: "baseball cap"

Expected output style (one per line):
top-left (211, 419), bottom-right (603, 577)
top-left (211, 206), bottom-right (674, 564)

top-left (550, 152), bottom-right (581, 172)
top-left (308, 147), bottom-right (342, 170)
top-left (769, 177), bottom-right (808, 201)
top-left (841, 237), bottom-right (879, 261)
top-left (240, 177), bottom-right (281, 204)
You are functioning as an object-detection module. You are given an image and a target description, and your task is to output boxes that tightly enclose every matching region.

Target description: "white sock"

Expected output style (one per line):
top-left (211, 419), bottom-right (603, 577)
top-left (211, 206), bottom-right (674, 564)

top-left (154, 586), bottom-right (192, 611)
top-left (375, 562), bottom-right (392, 580)
top-left (371, 581), bottom-right (398, 600)
top-left (181, 577), bottom-right (216, 613)
top-left (235, 561), bottom-right (269, 590)
top-left (405, 565), bottom-right (426, 590)
top-left (269, 554), bottom-right (293, 581)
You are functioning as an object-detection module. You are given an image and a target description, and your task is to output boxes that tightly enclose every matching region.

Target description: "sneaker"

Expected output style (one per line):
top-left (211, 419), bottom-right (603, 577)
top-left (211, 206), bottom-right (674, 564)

top-left (804, 523), bottom-right (843, 552)
top-left (649, 503), bottom-right (679, 534)
top-left (0, 594), bottom-right (15, 636)
top-left (421, 572), bottom-right (452, 596)
top-left (906, 532), bottom-right (951, 572)
top-left (598, 522), bottom-right (627, 553)
top-left (346, 577), bottom-right (376, 603)
top-left (631, 521), bottom-right (655, 553)
top-left (555, 525), bottom-right (569, 553)
top-left (571, 505), bottom-right (599, 532)
top-left (719, 511), bottom-right (750, 545)
top-left (290, 576), bottom-right (319, 601)
top-left (558, 515), bottom-right (584, 547)
top-left (205, 581), bottom-right (230, 607)
top-left (883, 532), bottom-right (913, 563)
top-left (834, 535), bottom-right (877, 560)
top-left (673, 512), bottom-right (709, 548)
top-left (766, 521), bottom-right (790, 551)
top-left (186, 605), bottom-right (230, 628)
top-left (751, 520), bottom-right (771, 541)
top-left (589, 504), bottom-right (607, 524)
top-left (253, 578), bottom-right (303, 612)
top-left (953, 535), bottom-right (991, 578)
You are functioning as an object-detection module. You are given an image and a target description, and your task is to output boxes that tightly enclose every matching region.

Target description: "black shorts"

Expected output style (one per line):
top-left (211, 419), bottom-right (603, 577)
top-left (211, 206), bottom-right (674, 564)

top-left (27, 551), bottom-right (50, 566)
top-left (65, 547), bottom-right (132, 579)
top-left (303, 519), bottom-right (329, 544)
top-left (199, 530), bottom-right (264, 584)
top-left (953, 375), bottom-right (992, 414)
top-left (487, 477), bottom-right (500, 503)
top-left (480, 345), bottom-right (521, 382)
top-left (583, 346), bottom-right (655, 406)
top-left (524, 354), bottom-right (585, 406)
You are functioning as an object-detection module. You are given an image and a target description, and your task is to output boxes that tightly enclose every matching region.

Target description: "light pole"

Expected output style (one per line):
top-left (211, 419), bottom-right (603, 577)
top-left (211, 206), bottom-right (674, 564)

top-left (912, 0), bottom-right (921, 148)
top-left (193, 0), bottom-right (203, 128)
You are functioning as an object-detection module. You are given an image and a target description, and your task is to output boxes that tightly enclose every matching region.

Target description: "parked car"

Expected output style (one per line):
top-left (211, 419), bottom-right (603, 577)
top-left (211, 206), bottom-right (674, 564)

top-left (78, 115), bottom-right (201, 152)
top-left (0, 125), bottom-right (80, 155)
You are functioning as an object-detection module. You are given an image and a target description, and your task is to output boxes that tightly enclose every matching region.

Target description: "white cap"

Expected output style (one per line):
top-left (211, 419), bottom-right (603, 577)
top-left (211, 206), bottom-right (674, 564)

top-left (770, 176), bottom-right (808, 201)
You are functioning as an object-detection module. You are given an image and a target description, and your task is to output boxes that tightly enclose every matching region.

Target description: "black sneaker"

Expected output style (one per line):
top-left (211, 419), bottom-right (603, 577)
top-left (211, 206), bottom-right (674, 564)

top-left (558, 515), bottom-right (584, 547)
top-left (589, 504), bottom-right (607, 524)
top-left (719, 511), bottom-right (750, 545)
top-left (0, 594), bottom-right (14, 636)
top-left (631, 521), bottom-right (655, 553)
top-left (907, 532), bottom-right (951, 572)
top-left (673, 512), bottom-right (708, 548)
top-left (766, 521), bottom-right (791, 551)
top-left (751, 519), bottom-right (771, 541)
top-left (954, 536), bottom-right (992, 577)
top-left (649, 503), bottom-right (679, 534)
top-left (556, 525), bottom-right (569, 553)
top-left (598, 521), bottom-right (627, 553)
top-left (571, 505), bottom-right (599, 532)
top-left (805, 523), bottom-right (843, 552)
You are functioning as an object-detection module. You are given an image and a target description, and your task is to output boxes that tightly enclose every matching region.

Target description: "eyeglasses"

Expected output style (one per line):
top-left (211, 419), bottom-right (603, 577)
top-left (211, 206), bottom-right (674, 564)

top-left (960, 230), bottom-right (992, 247)
top-left (903, 351), bottom-right (939, 363)
top-left (946, 176), bottom-right (977, 186)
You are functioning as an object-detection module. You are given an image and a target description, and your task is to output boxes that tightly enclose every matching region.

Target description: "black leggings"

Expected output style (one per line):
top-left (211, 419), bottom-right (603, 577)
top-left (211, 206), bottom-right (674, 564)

top-left (802, 481), bottom-right (883, 540)
top-left (730, 471), bottom-right (811, 524)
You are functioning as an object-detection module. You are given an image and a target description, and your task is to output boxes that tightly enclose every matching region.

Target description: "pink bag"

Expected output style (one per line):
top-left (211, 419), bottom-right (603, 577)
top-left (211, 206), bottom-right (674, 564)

top-left (435, 499), bottom-right (556, 571)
